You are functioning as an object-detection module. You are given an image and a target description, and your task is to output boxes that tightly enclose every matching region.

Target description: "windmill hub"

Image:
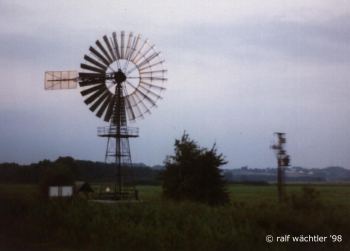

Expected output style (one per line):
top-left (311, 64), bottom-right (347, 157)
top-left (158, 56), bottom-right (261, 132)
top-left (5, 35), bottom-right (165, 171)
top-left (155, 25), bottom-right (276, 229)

top-left (114, 69), bottom-right (127, 84)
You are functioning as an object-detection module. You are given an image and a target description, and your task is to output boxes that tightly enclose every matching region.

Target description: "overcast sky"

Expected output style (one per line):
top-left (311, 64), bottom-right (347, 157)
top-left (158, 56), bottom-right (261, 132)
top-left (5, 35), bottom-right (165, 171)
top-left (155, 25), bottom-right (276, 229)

top-left (1, 0), bottom-right (350, 168)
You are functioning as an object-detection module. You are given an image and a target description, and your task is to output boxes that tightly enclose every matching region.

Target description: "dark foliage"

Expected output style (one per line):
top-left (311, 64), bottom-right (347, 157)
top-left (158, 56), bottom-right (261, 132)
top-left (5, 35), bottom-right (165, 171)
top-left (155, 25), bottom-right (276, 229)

top-left (162, 133), bottom-right (229, 205)
top-left (0, 158), bottom-right (160, 185)
top-left (39, 158), bottom-right (76, 198)
top-left (288, 186), bottom-right (323, 210)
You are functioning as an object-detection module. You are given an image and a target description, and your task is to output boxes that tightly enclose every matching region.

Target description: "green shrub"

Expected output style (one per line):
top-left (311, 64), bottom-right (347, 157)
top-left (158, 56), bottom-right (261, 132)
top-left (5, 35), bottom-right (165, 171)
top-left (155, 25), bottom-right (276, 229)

top-left (162, 133), bottom-right (229, 206)
top-left (288, 186), bottom-right (323, 210)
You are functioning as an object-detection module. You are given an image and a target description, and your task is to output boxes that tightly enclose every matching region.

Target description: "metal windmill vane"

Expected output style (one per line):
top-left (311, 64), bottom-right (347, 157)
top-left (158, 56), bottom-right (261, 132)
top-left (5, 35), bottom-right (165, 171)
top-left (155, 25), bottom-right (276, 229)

top-left (44, 31), bottom-right (167, 200)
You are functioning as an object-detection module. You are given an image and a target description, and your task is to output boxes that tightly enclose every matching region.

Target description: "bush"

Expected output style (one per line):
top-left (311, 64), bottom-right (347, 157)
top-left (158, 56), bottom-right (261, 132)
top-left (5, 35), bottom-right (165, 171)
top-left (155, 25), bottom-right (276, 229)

top-left (162, 133), bottom-right (229, 206)
top-left (288, 186), bottom-right (323, 210)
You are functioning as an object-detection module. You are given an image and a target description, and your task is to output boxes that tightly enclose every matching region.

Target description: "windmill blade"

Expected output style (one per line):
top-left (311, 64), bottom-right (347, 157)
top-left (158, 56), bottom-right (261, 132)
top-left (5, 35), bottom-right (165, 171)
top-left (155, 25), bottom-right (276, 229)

top-left (89, 46), bottom-right (110, 66)
top-left (129, 55), bottom-right (162, 76)
top-left (80, 83), bottom-right (105, 96)
top-left (122, 33), bottom-right (135, 72)
top-left (134, 87), bottom-right (157, 107)
top-left (139, 76), bottom-right (167, 81)
top-left (126, 94), bottom-right (144, 119)
top-left (133, 91), bottom-right (151, 115)
top-left (137, 51), bottom-right (160, 69)
top-left (128, 34), bottom-right (141, 62)
top-left (79, 79), bottom-right (105, 87)
top-left (123, 87), bottom-right (137, 120)
top-left (84, 55), bottom-right (107, 70)
top-left (103, 35), bottom-right (116, 61)
top-left (103, 96), bottom-right (116, 122)
top-left (124, 96), bottom-right (136, 120)
top-left (139, 85), bottom-right (162, 100)
top-left (79, 82), bottom-right (103, 87)
top-left (125, 40), bottom-right (151, 75)
top-left (84, 87), bottom-right (106, 105)
top-left (140, 69), bottom-right (167, 75)
top-left (120, 31), bottom-right (125, 59)
top-left (124, 32), bottom-right (133, 60)
top-left (79, 72), bottom-right (105, 79)
top-left (112, 32), bottom-right (121, 59)
top-left (140, 81), bottom-right (166, 91)
top-left (79, 76), bottom-right (105, 87)
top-left (128, 92), bottom-right (148, 116)
top-left (81, 63), bottom-right (106, 74)
top-left (139, 60), bottom-right (165, 72)
top-left (79, 72), bottom-right (106, 87)
top-left (126, 80), bottom-right (157, 107)
top-left (125, 106), bottom-right (134, 121)
top-left (131, 38), bottom-right (147, 62)
top-left (96, 40), bottom-right (113, 64)
top-left (96, 94), bottom-right (112, 118)
top-left (89, 91), bottom-right (110, 112)
top-left (133, 42), bottom-right (155, 65)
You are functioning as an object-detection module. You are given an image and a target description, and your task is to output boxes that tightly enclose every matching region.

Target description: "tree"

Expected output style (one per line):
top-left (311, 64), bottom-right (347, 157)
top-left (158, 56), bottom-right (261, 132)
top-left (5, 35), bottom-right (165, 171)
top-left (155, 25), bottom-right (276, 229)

top-left (162, 133), bottom-right (229, 205)
top-left (39, 157), bottom-right (76, 198)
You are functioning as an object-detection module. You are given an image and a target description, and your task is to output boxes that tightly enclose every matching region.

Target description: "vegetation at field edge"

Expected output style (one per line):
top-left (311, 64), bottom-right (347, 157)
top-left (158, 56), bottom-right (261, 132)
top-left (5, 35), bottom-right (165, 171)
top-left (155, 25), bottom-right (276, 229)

top-left (0, 184), bottom-right (349, 251)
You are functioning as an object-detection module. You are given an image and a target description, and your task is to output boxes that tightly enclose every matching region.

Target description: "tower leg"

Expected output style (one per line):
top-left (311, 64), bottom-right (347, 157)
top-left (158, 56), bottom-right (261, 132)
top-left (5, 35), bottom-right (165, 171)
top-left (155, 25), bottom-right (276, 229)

top-left (102, 127), bottom-right (138, 200)
top-left (277, 164), bottom-right (284, 202)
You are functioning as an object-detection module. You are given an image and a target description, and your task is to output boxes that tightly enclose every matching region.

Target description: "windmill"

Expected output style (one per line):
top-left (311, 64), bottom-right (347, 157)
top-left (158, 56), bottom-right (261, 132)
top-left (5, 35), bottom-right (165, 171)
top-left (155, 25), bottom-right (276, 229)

top-left (45, 31), bottom-right (167, 200)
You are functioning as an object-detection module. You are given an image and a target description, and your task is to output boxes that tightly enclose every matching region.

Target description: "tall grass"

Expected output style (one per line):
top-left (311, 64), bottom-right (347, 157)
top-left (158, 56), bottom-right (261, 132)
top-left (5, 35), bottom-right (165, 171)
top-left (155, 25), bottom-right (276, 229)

top-left (0, 184), bottom-right (349, 251)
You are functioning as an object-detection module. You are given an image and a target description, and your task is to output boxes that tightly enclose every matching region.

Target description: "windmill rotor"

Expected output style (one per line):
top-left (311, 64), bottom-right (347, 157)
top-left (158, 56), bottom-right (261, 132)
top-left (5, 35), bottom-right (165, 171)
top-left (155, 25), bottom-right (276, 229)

top-left (79, 31), bottom-right (167, 122)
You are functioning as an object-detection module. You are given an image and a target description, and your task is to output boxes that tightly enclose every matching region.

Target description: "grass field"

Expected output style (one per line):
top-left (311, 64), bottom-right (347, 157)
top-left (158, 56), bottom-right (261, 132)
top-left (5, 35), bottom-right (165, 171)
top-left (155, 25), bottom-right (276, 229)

top-left (135, 183), bottom-right (350, 206)
top-left (229, 183), bottom-right (350, 206)
top-left (0, 183), bottom-right (349, 251)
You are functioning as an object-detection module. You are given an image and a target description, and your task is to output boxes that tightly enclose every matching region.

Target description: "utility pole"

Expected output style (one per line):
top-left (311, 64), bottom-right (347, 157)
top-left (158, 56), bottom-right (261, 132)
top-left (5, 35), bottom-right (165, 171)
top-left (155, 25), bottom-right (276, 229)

top-left (271, 132), bottom-right (290, 202)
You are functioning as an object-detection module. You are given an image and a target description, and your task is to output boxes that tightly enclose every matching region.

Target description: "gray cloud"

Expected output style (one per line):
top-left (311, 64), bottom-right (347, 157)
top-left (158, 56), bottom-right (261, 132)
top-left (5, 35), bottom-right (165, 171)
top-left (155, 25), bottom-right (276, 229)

top-left (0, 31), bottom-right (84, 67)
top-left (164, 15), bottom-right (350, 64)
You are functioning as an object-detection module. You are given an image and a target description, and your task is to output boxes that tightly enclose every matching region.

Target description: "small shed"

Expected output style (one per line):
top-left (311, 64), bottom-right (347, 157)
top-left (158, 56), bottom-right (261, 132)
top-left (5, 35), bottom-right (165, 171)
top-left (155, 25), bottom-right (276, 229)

top-left (74, 181), bottom-right (94, 197)
top-left (49, 185), bottom-right (73, 197)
